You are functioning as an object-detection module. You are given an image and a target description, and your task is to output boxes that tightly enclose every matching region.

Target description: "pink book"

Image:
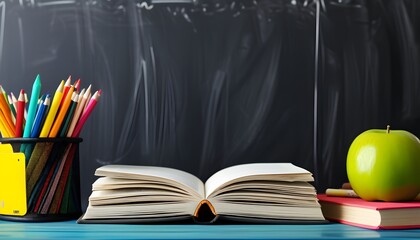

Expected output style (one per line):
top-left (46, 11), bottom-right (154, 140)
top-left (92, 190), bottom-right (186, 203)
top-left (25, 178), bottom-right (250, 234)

top-left (318, 194), bottom-right (420, 230)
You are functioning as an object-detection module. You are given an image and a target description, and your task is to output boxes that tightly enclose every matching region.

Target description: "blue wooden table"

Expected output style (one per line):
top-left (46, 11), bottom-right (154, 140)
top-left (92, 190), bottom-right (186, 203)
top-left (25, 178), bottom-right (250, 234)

top-left (0, 220), bottom-right (419, 239)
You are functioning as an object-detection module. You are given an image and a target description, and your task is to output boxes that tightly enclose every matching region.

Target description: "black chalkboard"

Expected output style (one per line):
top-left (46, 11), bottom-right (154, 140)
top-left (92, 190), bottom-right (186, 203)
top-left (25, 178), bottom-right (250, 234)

top-left (1, 0), bottom-right (420, 210)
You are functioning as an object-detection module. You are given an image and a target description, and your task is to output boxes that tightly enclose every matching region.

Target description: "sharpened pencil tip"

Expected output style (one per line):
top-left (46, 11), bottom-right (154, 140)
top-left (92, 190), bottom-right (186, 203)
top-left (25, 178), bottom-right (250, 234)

top-left (66, 75), bottom-right (72, 84)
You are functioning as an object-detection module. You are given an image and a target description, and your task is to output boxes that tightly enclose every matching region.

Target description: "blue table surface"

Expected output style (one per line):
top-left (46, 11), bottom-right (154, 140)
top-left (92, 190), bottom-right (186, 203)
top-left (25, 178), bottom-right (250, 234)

top-left (0, 220), bottom-right (420, 240)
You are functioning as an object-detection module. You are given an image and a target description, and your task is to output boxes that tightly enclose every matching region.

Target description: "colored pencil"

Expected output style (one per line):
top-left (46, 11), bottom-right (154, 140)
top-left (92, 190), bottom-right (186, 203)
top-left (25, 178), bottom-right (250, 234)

top-left (72, 90), bottom-right (101, 137)
top-left (11, 92), bottom-right (18, 112)
top-left (39, 81), bottom-right (64, 137)
top-left (0, 87), bottom-right (15, 136)
top-left (31, 94), bottom-right (50, 138)
top-left (66, 86), bottom-right (90, 137)
top-left (74, 79), bottom-right (81, 93)
top-left (15, 90), bottom-right (25, 137)
top-left (0, 106), bottom-right (14, 137)
top-left (23, 74), bottom-right (42, 138)
top-left (7, 95), bottom-right (16, 120)
top-left (0, 114), bottom-right (12, 137)
top-left (49, 85), bottom-right (74, 137)
top-left (24, 92), bottom-right (28, 120)
top-left (84, 91), bottom-right (92, 112)
top-left (0, 86), bottom-right (11, 111)
top-left (59, 92), bottom-right (78, 137)
top-left (60, 76), bottom-right (72, 107)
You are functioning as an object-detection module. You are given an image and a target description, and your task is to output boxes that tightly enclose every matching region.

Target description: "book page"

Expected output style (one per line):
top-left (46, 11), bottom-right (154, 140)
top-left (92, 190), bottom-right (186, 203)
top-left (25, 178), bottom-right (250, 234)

top-left (95, 165), bottom-right (205, 199)
top-left (204, 163), bottom-right (313, 198)
top-left (89, 189), bottom-right (196, 206)
top-left (82, 202), bottom-right (198, 220)
top-left (92, 177), bottom-right (189, 195)
top-left (212, 202), bottom-right (324, 221)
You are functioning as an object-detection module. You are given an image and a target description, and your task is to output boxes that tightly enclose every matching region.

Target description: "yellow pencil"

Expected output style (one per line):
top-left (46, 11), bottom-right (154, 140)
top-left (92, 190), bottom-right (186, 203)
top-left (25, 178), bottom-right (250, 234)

top-left (49, 85), bottom-right (75, 137)
top-left (326, 188), bottom-right (359, 198)
top-left (326, 188), bottom-right (420, 201)
top-left (39, 80), bottom-right (64, 137)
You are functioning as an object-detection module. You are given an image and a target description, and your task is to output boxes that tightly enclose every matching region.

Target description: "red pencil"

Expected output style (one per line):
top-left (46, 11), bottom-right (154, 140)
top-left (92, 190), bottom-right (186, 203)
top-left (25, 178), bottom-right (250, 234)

top-left (15, 89), bottom-right (25, 137)
top-left (74, 78), bottom-right (81, 93)
top-left (71, 90), bottom-right (101, 137)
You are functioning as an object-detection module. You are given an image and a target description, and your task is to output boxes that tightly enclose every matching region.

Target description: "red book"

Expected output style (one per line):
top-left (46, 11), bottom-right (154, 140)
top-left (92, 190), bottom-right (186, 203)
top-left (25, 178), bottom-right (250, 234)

top-left (318, 194), bottom-right (420, 230)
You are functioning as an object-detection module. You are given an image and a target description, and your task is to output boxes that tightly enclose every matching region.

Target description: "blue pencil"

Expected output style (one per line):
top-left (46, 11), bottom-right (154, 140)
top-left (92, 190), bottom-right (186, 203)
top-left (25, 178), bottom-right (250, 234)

top-left (23, 74), bottom-right (42, 138)
top-left (31, 94), bottom-right (50, 138)
top-left (21, 74), bottom-right (42, 158)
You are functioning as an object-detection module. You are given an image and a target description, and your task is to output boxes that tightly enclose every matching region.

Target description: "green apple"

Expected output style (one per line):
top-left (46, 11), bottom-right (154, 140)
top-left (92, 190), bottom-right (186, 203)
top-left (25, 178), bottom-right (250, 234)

top-left (346, 126), bottom-right (420, 201)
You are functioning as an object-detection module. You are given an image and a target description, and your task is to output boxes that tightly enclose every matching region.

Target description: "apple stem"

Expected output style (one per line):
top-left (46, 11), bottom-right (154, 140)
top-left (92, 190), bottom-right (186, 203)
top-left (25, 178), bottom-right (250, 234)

top-left (387, 125), bottom-right (390, 133)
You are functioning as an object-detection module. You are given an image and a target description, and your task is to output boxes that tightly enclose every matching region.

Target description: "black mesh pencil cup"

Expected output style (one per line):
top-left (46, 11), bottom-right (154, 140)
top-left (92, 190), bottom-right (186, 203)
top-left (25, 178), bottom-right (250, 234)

top-left (0, 137), bottom-right (83, 222)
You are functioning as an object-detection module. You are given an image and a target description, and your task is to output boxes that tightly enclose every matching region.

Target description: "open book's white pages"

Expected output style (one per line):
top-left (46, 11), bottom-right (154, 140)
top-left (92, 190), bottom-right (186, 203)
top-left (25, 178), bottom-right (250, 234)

top-left (204, 163), bottom-right (313, 198)
top-left (82, 202), bottom-right (198, 220)
top-left (95, 165), bottom-right (204, 198)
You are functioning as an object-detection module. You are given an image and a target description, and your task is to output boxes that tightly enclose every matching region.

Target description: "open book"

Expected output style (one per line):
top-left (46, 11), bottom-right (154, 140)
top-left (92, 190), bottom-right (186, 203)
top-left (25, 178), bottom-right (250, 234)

top-left (79, 163), bottom-right (325, 223)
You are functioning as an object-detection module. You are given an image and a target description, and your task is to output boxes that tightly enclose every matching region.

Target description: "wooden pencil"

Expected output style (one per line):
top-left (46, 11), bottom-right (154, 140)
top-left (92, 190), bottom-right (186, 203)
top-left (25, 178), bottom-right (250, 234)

top-left (72, 90), bottom-right (101, 137)
top-left (15, 90), bottom-right (25, 137)
top-left (58, 92), bottom-right (78, 137)
top-left (66, 86), bottom-right (90, 137)
top-left (49, 85), bottom-right (74, 137)
top-left (59, 76), bottom-right (72, 107)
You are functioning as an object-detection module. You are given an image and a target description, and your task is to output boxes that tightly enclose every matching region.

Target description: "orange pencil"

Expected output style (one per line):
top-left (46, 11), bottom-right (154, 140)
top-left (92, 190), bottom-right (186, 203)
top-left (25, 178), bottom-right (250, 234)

top-left (0, 88), bottom-right (15, 132)
top-left (15, 90), bottom-right (25, 137)
top-left (0, 117), bottom-right (11, 137)
top-left (0, 85), bottom-right (11, 115)
top-left (60, 76), bottom-right (72, 107)
top-left (0, 111), bottom-right (13, 137)
top-left (49, 85), bottom-right (75, 137)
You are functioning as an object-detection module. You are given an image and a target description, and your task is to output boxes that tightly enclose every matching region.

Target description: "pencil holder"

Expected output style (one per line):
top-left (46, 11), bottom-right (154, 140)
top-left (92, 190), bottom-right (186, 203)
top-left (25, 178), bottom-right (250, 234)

top-left (0, 137), bottom-right (83, 222)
